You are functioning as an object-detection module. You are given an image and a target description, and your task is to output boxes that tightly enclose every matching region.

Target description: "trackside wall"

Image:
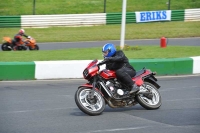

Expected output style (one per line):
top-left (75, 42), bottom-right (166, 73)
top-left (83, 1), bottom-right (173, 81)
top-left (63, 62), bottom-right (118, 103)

top-left (0, 57), bottom-right (199, 80)
top-left (0, 62), bottom-right (35, 80)
top-left (190, 56), bottom-right (200, 74)
top-left (129, 58), bottom-right (193, 75)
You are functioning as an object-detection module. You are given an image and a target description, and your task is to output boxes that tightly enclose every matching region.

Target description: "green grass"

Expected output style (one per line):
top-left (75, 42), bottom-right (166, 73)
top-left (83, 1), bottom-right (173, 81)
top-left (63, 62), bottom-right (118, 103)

top-left (1, 21), bottom-right (199, 62)
top-left (1, 21), bottom-right (200, 43)
top-left (0, 0), bottom-right (199, 15)
top-left (0, 46), bottom-right (200, 62)
top-left (0, 1), bottom-right (200, 62)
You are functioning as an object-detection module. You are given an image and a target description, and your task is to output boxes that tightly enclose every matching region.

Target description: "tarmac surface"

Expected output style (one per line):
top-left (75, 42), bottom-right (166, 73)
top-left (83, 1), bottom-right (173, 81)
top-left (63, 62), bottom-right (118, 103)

top-left (0, 75), bottom-right (200, 133)
top-left (37, 37), bottom-right (200, 50)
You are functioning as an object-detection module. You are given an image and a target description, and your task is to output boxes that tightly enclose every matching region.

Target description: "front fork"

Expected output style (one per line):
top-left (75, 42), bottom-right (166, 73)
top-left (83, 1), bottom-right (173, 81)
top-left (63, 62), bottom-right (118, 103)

top-left (88, 76), bottom-right (97, 99)
top-left (87, 76), bottom-right (112, 99)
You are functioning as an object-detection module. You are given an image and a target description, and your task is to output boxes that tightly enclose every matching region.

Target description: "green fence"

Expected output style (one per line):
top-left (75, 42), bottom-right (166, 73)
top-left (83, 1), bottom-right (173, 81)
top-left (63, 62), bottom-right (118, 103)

top-left (0, 9), bottom-right (189, 28)
top-left (0, 16), bottom-right (21, 28)
top-left (106, 9), bottom-right (185, 24)
top-left (106, 12), bottom-right (136, 24)
top-left (171, 10), bottom-right (185, 21)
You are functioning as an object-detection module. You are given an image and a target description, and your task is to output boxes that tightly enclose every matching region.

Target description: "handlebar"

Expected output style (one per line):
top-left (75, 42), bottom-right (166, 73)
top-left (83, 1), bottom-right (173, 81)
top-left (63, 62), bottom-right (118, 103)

top-left (97, 60), bottom-right (107, 66)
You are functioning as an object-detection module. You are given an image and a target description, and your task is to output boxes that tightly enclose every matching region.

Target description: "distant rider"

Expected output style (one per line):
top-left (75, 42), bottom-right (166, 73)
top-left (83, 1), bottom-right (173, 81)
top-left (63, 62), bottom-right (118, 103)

top-left (100, 43), bottom-right (139, 94)
top-left (12, 29), bottom-right (29, 50)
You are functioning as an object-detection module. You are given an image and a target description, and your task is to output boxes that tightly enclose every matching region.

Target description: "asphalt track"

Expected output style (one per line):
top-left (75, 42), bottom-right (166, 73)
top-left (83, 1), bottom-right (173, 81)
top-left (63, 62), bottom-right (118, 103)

top-left (0, 37), bottom-right (199, 51)
top-left (38, 37), bottom-right (200, 50)
top-left (0, 38), bottom-right (199, 133)
top-left (0, 75), bottom-right (200, 133)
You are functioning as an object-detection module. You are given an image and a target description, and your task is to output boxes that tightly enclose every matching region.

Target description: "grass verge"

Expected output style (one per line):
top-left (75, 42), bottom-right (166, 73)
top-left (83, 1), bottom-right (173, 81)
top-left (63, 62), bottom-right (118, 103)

top-left (0, 46), bottom-right (200, 62)
top-left (0, 0), bottom-right (199, 15)
top-left (0, 22), bottom-right (200, 43)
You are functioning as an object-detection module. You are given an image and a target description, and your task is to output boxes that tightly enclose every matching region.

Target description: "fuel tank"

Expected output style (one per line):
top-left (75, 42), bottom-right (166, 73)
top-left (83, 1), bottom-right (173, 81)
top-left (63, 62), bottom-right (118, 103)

top-left (99, 69), bottom-right (116, 79)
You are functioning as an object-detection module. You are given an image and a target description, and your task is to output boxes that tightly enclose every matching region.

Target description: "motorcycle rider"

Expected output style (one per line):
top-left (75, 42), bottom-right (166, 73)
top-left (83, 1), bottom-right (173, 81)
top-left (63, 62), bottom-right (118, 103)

top-left (100, 43), bottom-right (139, 94)
top-left (12, 29), bottom-right (29, 50)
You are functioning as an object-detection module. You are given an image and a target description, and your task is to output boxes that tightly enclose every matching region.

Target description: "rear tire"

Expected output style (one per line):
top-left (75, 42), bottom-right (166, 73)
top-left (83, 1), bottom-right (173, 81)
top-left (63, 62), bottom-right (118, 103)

top-left (1, 43), bottom-right (12, 51)
top-left (136, 82), bottom-right (161, 110)
top-left (75, 87), bottom-right (105, 116)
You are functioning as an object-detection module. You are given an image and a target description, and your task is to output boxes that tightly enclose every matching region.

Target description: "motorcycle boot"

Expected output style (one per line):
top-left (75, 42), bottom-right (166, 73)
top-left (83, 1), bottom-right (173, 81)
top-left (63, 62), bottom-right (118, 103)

top-left (13, 46), bottom-right (17, 51)
top-left (129, 84), bottom-right (139, 94)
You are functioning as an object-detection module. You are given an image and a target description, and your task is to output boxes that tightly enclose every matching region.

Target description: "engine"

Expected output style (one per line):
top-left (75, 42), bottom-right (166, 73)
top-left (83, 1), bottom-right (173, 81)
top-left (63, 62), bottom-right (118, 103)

top-left (105, 79), bottom-right (137, 107)
top-left (105, 79), bottom-right (125, 97)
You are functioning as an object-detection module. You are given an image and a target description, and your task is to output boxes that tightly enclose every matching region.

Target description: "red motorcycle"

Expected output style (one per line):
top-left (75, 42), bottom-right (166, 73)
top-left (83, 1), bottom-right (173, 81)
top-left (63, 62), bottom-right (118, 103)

top-left (75, 59), bottom-right (162, 116)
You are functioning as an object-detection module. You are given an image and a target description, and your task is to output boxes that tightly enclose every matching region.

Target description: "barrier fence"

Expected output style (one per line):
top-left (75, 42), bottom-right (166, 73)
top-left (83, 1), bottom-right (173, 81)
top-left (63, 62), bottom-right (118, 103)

top-left (0, 8), bottom-right (199, 28)
top-left (185, 9), bottom-right (200, 21)
top-left (0, 57), bottom-right (200, 80)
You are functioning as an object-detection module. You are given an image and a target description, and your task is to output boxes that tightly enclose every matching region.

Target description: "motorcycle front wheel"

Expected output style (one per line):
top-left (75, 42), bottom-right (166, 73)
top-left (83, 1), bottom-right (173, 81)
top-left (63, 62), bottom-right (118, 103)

top-left (136, 82), bottom-right (161, 110)
top-left (75, 87), bottom-right (105, 116)
top-left (29, 45), bottom-right (39, 50)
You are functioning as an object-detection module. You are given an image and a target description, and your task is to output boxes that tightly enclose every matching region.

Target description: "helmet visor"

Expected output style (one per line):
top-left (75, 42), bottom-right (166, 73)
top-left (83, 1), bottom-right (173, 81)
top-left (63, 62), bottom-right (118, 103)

top-left (102, 50), bottom-right (109, 57)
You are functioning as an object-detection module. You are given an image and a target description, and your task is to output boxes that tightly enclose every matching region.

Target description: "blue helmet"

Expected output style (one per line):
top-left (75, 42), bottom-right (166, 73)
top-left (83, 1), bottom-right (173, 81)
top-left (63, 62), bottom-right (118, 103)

top-left (102, 43), bottom-right (116, 58)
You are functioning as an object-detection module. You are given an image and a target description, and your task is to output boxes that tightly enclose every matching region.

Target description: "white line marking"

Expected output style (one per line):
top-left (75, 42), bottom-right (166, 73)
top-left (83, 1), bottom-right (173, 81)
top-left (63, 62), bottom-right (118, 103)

top-left (86, 126), bottom-right (151, 133)
top-left (57, 95), bottom-right (72, 97)
top-left (160, 86), bottom-right (199, 91)
top-left (156, 74), bottom-right (200, 79)
top-left (124, 113), bottom-right (174, 127)
top-left (0, 107), bottom-right (76, 114)
top-left (0, 78), bottom-right (85, 83)
top-left (165, 98), bottom-right (200, 102)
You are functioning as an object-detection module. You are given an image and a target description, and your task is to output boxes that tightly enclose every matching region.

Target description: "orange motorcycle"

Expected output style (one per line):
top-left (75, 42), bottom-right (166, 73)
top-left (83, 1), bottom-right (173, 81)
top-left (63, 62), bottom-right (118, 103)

top-left (1, 36), bottom-right (39, 51)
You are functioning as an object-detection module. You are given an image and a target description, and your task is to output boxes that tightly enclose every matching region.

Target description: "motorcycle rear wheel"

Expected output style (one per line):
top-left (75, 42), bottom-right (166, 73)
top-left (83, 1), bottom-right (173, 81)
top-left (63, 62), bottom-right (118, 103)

top-left (75, 87), bottom-right (105, 116)
top-left (136, 82), bottom-right (161, 110)
top-left (1, 43), bottom-right (12, 51)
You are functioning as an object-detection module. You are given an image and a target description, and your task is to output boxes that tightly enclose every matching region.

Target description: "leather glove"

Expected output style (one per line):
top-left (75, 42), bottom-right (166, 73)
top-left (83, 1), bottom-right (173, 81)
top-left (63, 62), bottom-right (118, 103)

top-left (98, 60), bottom-right (106, 66)
top-left (98, 57), bottom-right (113, 66)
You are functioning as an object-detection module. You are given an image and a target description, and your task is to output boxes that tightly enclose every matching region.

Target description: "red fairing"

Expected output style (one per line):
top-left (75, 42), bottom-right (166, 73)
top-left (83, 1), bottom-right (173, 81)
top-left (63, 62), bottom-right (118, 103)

top-left (88, 65), bottom-right (99, 77)
top-left (134, 78), bottom-right (144, 86)
top-left (86, 60), bottom-right (98, 69)
top-left (78, 83), bottom-right (104, 96)
top-left (132, 70), bottom-right (151, 86)
top-left (99, 69), bottom-right (116, 79)
top-left (83, 60), bottom-right (99, 79)
top-left (78, 83), bottom-right (93, 88)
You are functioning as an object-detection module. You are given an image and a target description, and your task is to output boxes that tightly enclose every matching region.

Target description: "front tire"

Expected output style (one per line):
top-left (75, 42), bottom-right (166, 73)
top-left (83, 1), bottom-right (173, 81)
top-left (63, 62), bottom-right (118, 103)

top-left (29, 45), bottom-right (39, 50)
top-left (136, 82), bottom-right (161, 110)
top-left (75, 87), bottom-right (105, 116)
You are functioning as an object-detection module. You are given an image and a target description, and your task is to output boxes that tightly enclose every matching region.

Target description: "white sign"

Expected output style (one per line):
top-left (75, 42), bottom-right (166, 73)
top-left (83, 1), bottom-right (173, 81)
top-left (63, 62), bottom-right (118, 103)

top-left (135, 10), bottom-right (171, 23)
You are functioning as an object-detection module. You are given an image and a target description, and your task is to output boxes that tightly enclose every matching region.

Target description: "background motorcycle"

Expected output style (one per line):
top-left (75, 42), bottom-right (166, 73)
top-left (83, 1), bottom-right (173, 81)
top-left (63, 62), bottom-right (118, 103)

top-left (75, 59), bottom-right (162, 116)
top-left (1, 36), bottom-right (39, 51)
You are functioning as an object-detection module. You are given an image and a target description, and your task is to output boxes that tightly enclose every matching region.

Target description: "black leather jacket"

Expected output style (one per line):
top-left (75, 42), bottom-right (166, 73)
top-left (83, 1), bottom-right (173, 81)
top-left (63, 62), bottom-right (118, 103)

top-left (105, 50), bottom-right (135, 71)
